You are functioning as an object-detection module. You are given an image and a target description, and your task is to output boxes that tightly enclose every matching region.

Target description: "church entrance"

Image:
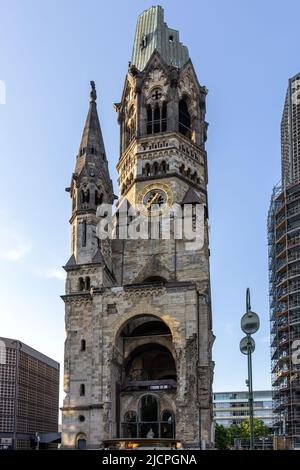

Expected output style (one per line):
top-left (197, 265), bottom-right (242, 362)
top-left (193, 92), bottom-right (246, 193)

top-left (121, 394), bottom-right (175, 438)
top-left (115, 314), bottom-right (177, 440)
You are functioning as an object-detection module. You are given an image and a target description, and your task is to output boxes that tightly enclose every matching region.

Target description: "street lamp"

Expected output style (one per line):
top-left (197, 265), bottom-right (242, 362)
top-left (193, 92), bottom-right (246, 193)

top-left (239, 288), bottom-right (260, 450)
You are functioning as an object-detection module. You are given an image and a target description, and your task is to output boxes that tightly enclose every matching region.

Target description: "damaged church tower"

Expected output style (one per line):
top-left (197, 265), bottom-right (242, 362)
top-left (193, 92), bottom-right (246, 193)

top-left (62, 6), bottom-right (214, 449)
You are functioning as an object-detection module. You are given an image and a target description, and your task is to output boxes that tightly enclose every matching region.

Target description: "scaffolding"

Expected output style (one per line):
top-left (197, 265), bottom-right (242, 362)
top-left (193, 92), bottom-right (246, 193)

top-left (268, 181), bottom-right (300, 449)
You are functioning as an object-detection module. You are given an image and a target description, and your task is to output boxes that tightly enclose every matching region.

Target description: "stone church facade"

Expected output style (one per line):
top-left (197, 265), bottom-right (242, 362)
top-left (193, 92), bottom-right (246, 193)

top-left (61, 6), bottom-right (214, 449)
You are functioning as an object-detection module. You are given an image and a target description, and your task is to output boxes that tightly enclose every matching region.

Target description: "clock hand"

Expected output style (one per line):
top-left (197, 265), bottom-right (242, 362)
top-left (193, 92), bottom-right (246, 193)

top-left (146, 193), bottom-right (159, 209)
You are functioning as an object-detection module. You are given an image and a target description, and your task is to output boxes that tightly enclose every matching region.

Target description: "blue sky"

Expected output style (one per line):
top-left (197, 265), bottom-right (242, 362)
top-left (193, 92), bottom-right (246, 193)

top-left (1, 0), bottom-right (299, 407)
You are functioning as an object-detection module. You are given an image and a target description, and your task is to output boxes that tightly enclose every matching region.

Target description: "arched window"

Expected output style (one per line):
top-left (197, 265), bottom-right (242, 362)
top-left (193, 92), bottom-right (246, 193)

top-left (138, 395), bottom-right (159, 438)
top-left (162, 410), bottom-right (173, 423)
top-left (125, 106), bottom-right (135, 148)
top-left (179, 164), bottom-right (185, 175)
top-left (153, 105), bottom-right (160, 133)
top-left (80, 339), bottom-right (86, 351)
top-left (81, 189), bottom-right (90, 204)
top-left (191, 171), bottom-right (197, 181)
top-left (145, 163), bottom-right (151, 176)
top-left (161, 410), bottom-right (174, 438)
top-left (95, 190), bottom-right (103, 206)
top-left (179, 98), bottom-right (191, 138)
top-left (85, 277), bottom-right (90, 290)
top-left (128, 120), bottom-right (135, 144)
top-left (153, 162), bottom-right (158, 175)
top-left (147, 105), bottom-right (152, 134)
top-left (76, 434), bottom-right (87, 449)
top-left (162, 102), bottom-right (167, 132)
top-left (123, 411), bottom-right (138, 438)
top-left (160, 161), bottom-right (167, 174)
top-left (146, 99), bottom-right (167, 135)
top-left (72, 227), bottom-right (75, 254)
top-left (122, 400), bottom-right (175, 439)
top-left (139, 395), bottom-right (158, 422)
top-left (78, 277), bottom-right (85, 291)
top-left (79, 384), bottom-right (85, 396)
top-left (124, 411), bottom-right (137, 422)
top-left (82, 220), bottom-right (87, 247)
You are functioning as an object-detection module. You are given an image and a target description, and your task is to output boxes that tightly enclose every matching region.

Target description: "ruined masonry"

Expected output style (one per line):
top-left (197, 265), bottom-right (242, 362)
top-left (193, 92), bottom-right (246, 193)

top-left (61, 6), bottom-right (214, 449)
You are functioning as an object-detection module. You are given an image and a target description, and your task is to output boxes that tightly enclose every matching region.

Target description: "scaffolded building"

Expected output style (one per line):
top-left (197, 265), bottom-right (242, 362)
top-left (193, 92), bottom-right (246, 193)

top-left (268, 73), bottom-right (300, 449)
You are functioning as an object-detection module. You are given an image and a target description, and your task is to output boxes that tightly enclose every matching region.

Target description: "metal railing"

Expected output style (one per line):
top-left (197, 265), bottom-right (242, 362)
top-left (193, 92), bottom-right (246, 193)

top-left (127, 368), bottom-right (176, 381)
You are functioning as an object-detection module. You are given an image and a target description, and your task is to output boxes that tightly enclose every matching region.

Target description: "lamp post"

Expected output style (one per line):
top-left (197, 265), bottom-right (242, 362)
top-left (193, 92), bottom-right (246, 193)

top-left (239, 288), bottom-right (260, 450)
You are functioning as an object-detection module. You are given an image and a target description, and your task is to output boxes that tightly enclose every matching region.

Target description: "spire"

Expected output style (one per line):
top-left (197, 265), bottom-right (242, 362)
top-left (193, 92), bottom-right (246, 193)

top-left (75, 81), bottom-right (107, 176)
top-left (131, 5), bottom-right (189, 72)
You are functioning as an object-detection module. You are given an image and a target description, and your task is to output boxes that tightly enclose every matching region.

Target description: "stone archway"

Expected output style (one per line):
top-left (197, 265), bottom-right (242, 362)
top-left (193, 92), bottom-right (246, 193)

top-left (75, 433), bottom-right (87, 449)
top-left (113, 313), bottom-right (178, 440)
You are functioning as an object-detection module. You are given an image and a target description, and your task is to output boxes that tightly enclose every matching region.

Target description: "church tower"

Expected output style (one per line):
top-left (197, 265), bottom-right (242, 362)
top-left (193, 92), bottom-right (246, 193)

top-left (62, 6), bottom-right (214, 449)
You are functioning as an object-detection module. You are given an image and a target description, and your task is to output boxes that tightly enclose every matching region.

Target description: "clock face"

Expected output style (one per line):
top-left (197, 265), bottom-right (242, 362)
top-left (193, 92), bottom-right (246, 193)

top-left (137, 183), bottom-right (173, 214)
top-left (143, 189), bottom-right (167, 212)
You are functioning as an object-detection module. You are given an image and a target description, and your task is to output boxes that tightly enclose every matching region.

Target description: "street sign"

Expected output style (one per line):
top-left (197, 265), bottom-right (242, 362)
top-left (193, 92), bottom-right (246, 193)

top-left (241, 310), bottom-right (260, 334)
top-left (240, 335), bottom-right (255, 355)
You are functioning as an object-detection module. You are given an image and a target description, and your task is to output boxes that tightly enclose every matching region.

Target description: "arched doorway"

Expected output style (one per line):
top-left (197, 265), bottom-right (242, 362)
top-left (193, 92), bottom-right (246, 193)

top-left (115, 315), bottom-right (177, 440)
top-left (76, 433), bottom-right (87, 449)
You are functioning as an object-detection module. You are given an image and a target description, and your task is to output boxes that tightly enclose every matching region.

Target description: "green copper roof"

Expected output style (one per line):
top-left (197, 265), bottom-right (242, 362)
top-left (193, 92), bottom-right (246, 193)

top-left (131, 5), bottom-right (189, 71)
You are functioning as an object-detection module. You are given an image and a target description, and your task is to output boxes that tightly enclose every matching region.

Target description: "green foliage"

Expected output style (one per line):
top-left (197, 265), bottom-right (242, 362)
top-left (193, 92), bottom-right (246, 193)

top-left (215, 423), bottom-right (231, 449)
top-left (236, 418), bottom-right (270, 439)
top-left (215, 419), bottom-right (271, 449)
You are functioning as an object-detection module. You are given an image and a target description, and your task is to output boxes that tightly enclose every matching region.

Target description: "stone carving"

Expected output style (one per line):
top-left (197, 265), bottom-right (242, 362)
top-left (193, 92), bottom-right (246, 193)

top-left (143, 66), bottom-right (169, 104)
top-left (178, 68), bottom-right (199, 118)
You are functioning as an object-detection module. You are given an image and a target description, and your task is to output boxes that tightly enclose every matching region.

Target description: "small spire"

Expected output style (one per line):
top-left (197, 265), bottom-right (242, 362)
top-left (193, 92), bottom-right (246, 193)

top-left (90, 80), bottom-right (97, 102)
top-left (75, 81), bottom-right (106, 172)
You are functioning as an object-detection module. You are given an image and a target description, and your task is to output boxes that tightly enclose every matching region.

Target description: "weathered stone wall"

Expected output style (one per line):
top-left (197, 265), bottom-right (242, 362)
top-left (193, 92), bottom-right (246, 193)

top-left (62, 280), bottom-right (213, 448)
top-left (62, 33), bottom-right (214, 450)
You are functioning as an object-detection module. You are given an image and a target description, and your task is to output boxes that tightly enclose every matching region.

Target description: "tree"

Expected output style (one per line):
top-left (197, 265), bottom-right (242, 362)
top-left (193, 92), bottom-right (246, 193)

top-left (215, 419), bottom-right (271, 449)
top-left (238, 418), bottom-right (270, 439)
top-left (215, 423), bottom-right (231, 450)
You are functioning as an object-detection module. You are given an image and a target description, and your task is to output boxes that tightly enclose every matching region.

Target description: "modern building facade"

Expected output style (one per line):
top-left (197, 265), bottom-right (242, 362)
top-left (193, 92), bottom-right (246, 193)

top-left (213, 391), bottom-right (273, 428)
top-left (61, 6), bottom-right (214, 449)
top-left (0, 337), bottom-right (59, 449)
top-left (268, 73), bottom-right (300, 449)
top-left (281, 74), bottom-right (300, 186)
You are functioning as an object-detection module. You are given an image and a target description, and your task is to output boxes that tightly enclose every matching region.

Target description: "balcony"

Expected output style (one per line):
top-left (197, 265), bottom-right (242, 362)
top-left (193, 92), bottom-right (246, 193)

top-left (121, 368), bottom-right (177, 392)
